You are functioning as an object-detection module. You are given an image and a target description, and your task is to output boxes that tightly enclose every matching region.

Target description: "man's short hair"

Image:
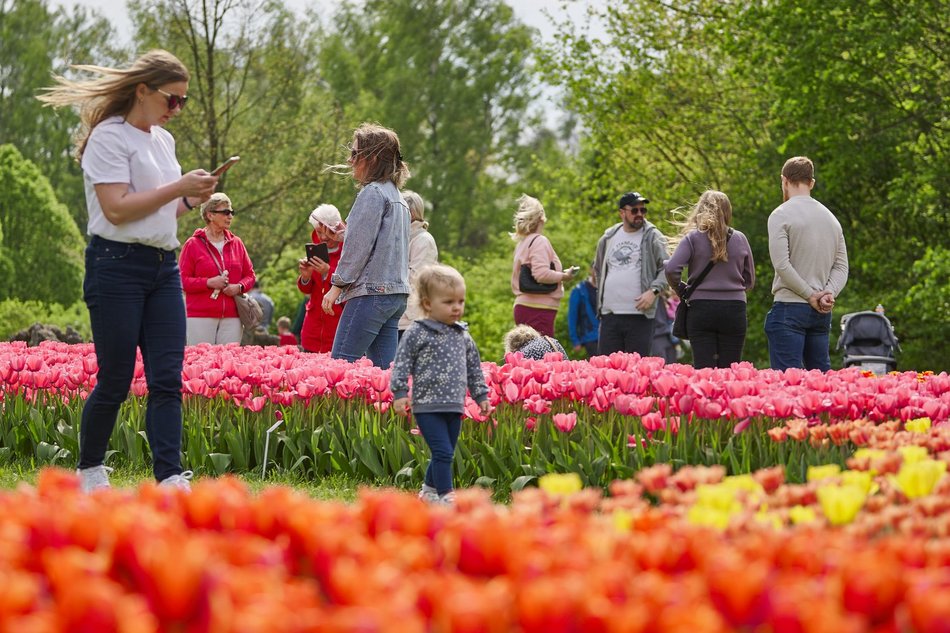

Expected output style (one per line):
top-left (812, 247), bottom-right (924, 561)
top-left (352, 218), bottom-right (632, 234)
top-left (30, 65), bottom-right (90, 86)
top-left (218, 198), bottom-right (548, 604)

top-left (618, 191), bottom-right (649, 208)
top-left (781, 156), bottom-right (815, 184)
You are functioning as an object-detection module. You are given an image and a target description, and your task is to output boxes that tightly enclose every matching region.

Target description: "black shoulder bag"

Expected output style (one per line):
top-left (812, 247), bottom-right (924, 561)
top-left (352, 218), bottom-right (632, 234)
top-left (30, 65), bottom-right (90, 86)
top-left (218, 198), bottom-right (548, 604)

top-left (671, 230), bottom-right (732, 340)
top-left (518, 235), bottom-right (558, 294)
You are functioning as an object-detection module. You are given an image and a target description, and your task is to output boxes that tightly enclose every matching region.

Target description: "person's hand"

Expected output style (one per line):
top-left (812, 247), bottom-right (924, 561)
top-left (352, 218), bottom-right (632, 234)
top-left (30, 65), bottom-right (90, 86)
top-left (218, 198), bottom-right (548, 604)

top-left (322, 285), bottom-right (342, 314)
top-left (634, 290), bottom-right (657, 312)
top-left (308, 257), bottom-right (330, 277)
top-left (562, 266), bottom-right (579, 280)
top-left (808, 291), bottom-right (834, 313)
top-left (573, 344), bottom-right (582, 352)
top-left (206, 275), bottom-right (228, 290)
top-left (392, 397), bottom-right (410, 417)
top-left (179, 169), bottom-right (218, 201)
top-left (297, 258), bottom-right (313, 282)
top-left (479, 400), bottom-right (492, 416)
top-left (222, 283), bottom-right (242, 297)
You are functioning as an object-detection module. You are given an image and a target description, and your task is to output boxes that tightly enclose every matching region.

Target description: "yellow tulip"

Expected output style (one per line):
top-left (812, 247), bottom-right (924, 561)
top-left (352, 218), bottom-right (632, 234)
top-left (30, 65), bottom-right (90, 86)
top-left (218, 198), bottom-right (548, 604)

top-left (898, 445), bottom-right (930, 465)
top-left (695, 484), bottom-right (742, 513)
top-left (721, 474), bottom-right (765, 496)
top-left (538, 472), bottom-right (583, 496)
top-left (686, 505), bottom-right (732, 531)
top-left (892, 459), bottom-right (947, 499)
top-left (817, 484), bottom-right (867, 526)
top-left (905, 417), bottom-right (932, 434)
top-left (612, 510), bottom-right (634, 533)
top-left (853, 448), bottom-right (886, 462)
top-left (755, 509), bottom-right (783, 530)
top-left (807, 464), bottom-right (842, 482)
top-left (841, 470), bottom-right (878, 496)
top-left (789, 505), bottom-right (818, 525)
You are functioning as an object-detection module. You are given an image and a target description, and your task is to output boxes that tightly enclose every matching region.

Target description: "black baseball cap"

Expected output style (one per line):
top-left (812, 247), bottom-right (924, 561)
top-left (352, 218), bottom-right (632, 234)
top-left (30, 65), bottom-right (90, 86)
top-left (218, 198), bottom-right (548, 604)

top-left (618, 192), bottom-right (649, 208)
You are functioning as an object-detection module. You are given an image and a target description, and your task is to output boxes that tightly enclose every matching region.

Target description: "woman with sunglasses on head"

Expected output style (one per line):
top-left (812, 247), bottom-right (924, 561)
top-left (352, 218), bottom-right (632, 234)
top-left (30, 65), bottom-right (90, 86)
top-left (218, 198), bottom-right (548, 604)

top-left (179, 192), bottom-right (257, 345)
top-left (321, 123), bottom-right (411, 368)
top-left (38, 50), bottom-right (218, 492)
top-left (297, 203), bottom-right (347, 353)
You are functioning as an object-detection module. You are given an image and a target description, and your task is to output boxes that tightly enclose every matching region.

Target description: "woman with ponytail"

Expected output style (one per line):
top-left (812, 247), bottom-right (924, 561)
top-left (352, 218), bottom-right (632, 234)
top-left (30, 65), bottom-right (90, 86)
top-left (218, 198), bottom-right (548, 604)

top-left (664, 190), bottom-right (755, 368)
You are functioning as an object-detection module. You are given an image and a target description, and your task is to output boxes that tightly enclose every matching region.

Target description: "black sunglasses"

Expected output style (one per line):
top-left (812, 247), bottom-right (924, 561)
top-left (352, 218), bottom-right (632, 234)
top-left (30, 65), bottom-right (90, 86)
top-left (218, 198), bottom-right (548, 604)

top-left (210, 208), bottom-right (236, 216)
top-left (625, 206), bottom-right (648, 215)
top-left (153, 87), bottom-right (188, 111)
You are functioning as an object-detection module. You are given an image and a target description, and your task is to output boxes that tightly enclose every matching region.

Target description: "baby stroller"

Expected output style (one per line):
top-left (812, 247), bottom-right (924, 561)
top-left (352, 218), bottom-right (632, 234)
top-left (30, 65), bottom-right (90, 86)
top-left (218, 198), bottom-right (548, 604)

top-left (836, 310), bottom-right (899, 374)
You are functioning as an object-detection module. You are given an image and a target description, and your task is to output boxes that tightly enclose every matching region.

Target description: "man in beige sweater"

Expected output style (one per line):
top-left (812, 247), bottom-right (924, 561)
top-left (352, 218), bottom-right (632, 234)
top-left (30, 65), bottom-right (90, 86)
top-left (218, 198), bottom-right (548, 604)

top-left (765, 156), bottom-right (849, 371)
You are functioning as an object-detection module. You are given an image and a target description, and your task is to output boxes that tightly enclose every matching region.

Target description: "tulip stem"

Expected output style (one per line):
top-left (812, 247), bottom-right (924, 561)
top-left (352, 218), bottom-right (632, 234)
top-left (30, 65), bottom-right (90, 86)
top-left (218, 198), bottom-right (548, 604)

top-left (262, 418), bottom-right (283, 479)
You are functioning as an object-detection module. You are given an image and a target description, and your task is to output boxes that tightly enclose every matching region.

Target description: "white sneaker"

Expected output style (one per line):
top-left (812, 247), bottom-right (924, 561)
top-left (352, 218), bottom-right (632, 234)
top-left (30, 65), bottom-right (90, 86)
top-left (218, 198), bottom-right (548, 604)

top-left (438, 491), bottom-right (456, 506)
top-left (419, 483), bottom-right (438, 500)
top-left (77, 465), bottom-right (113, 493)
top-left (159, 470), bottom-right (194, 491)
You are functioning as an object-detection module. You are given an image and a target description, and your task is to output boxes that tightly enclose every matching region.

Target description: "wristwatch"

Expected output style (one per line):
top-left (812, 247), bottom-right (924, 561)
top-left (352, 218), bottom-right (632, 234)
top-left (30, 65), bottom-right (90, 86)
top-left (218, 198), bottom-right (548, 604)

top-left (651, 287), bottom-right (660, 295)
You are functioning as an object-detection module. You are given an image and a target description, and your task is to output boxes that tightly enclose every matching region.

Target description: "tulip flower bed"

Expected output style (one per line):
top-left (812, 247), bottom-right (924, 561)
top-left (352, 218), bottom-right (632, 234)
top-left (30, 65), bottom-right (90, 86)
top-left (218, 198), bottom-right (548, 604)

top-left (1, 466), bottom-right (949, 633)
top-left (1, 341), bottom-right (949, 492)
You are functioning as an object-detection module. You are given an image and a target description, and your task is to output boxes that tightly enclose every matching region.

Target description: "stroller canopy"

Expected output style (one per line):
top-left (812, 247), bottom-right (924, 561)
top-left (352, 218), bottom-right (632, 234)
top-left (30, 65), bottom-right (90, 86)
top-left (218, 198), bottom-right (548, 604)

top-left (837, 311), bottom-right (899, 357)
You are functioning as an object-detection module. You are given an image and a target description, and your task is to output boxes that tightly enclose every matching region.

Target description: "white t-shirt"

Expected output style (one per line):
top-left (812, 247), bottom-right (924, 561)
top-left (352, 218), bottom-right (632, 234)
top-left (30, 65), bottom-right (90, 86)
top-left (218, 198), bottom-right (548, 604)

top-left (601, 228), bottom-right (644, 314)
top-left (81, 116), bottom-right (182, 250)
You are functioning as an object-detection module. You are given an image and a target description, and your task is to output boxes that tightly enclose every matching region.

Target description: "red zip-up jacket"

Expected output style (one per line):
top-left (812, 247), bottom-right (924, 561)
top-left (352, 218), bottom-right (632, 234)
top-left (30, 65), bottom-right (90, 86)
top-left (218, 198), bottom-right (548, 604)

top-left (179, 228), bottom-right (256, 319)
top-left (298, 229), bottom-right (344, 353)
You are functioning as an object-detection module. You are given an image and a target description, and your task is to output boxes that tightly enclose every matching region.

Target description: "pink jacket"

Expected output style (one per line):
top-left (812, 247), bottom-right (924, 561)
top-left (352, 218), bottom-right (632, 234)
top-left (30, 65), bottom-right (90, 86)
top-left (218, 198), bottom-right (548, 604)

top-left (179, 228), bottom-right (256, 319)
top-left (511, 232), bottom-right (565, 309)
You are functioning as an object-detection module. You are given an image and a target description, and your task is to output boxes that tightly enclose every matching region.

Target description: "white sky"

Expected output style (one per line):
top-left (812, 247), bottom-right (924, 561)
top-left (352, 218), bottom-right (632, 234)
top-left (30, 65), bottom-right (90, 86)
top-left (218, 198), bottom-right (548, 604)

top-left (50, 0), bottom-right (604, 48)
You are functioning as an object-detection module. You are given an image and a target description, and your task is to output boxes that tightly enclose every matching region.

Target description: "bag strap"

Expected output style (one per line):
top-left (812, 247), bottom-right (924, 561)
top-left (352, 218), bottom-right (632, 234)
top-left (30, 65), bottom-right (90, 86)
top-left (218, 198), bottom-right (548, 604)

top-left (200, 235), bottom-right (227, 277)
top-left (681, 229), bottom-right (733, 300)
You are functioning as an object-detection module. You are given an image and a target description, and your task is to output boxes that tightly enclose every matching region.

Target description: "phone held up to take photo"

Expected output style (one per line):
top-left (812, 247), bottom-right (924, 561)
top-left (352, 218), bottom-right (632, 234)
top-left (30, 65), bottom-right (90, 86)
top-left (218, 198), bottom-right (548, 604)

top-left (305, 242), bottom-right (330, 264)
top-left (211, 156), bottom-right (240, 177)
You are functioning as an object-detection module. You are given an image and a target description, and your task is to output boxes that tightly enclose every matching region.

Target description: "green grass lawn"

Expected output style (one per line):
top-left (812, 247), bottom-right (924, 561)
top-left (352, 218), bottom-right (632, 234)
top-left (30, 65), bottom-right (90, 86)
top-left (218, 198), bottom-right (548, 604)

top-left (0, 459), bottom-right (363, 502)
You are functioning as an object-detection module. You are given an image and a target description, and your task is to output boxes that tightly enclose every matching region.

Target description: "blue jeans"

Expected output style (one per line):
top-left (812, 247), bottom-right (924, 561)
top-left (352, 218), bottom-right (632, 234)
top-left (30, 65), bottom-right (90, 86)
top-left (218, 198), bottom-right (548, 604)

top-left (765, 301), bottom-right (832, 371)
top-left (414, 411), bottom-right (462, 495)
top-left (331, 293), bottom-right (408, 368)
top-left (78, 236), bottom-right (186, 482)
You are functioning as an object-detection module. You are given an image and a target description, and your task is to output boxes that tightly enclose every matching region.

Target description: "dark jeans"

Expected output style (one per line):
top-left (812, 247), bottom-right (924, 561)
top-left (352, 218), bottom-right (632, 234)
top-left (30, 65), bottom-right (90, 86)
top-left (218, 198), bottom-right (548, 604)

top-left (79, 236), bottom-right (186, 481)
top-left (764, 301), bottom-right (833, 371)
top-left (513, 304), bottom-right (557, 337)
top-left (686, 300), bottom-right (747, 368)
top-left (331, 293), bottom-right (408, 368)
top-left (414, 411), bottom-right (462, 495)
top-left (598, 313), bottom-right (655, 357)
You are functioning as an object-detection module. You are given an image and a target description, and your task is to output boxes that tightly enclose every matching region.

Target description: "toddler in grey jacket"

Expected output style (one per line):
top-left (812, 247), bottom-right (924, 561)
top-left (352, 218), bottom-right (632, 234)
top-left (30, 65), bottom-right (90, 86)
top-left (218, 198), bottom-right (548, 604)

top-left (391, 264), bottom-right (491, 505)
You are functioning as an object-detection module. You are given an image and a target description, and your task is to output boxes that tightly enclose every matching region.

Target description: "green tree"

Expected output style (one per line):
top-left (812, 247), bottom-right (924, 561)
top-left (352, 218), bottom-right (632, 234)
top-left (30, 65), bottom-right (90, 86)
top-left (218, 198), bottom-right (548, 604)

top-left (128, 0), bottom-right (352, 269)
top-left (0, 144), bottom-right (85, 305)
top-left (0, 0), bottom-right (119, 229)
top-left (542, 0), bottom-right (948, 370)
top-left (318, 0), bottom-right (539, 250)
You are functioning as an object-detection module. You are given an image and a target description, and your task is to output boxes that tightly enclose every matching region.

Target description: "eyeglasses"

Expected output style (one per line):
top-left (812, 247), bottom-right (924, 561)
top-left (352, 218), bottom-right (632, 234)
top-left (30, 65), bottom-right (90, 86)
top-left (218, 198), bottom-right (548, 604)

top-left (154, 88), bottom-right (188, 111)
top-left (210, 208), bottom-right (235, 216)
top-left (624, 206), bottom-right (648, 215)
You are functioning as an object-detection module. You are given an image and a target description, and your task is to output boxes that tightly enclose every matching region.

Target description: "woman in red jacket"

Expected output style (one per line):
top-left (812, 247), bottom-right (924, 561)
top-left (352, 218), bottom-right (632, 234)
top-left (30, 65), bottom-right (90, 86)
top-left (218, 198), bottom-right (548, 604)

top-left (179, 193), bottom-right (256, 344)
top-left (297, 204), bottom-right (346, 353)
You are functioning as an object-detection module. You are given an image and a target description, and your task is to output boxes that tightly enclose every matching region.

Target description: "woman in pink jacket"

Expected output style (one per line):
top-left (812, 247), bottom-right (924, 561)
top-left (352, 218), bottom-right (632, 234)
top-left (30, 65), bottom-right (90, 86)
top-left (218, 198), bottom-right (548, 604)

top-left (178, 193), bottom-right (256, 344)
top-left (510, 194), bottom-right (577, 337)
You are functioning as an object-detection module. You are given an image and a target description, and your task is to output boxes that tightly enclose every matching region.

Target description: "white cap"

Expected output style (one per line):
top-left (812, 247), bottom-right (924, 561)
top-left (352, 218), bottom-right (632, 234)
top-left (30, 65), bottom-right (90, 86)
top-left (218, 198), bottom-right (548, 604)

top-left (309, 203), bottom-right (342, 229)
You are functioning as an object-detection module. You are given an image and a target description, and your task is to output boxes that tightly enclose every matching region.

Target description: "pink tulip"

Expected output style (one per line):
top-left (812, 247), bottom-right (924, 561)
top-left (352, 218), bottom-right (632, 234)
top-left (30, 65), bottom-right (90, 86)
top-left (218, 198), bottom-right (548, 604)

top-left (641, 412), bottom-right (665, 432)
top-left (525, 417), bottom-right (537, 431)
top-left (733, 419), bottom-right (751, 434)
top-left (553, 412), bottom-right (577, 433)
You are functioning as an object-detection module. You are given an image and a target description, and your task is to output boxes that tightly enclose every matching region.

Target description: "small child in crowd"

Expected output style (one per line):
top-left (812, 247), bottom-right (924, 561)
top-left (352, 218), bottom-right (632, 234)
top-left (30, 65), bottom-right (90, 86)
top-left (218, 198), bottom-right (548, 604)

top-left (390, 264), bottom-right (491, 505)
top-left (503, 324), bottom-right (568, 362)
top-left (276, 316), bottom-right (298, 346)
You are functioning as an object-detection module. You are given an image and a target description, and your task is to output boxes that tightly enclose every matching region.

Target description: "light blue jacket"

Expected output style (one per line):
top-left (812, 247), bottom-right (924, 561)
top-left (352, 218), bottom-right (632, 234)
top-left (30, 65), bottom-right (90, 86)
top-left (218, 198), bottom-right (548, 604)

top-left (331, 181), bottom-right (411, 302)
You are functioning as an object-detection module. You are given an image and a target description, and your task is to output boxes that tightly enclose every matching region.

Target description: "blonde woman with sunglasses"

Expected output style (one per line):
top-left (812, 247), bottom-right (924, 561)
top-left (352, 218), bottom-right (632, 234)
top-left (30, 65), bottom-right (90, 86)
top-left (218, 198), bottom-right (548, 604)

top-left (38, 50), bottom-right (218, 493)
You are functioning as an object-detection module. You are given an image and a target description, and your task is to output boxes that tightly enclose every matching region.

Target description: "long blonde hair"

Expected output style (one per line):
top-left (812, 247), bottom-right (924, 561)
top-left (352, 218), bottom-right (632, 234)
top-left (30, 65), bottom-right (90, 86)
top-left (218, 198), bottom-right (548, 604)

top-left (37, 50), bottom-right (190, 160)
top-left (509, 194), bottom-right (546, 240)
top-left (670, 190), bottom-right (733, 262)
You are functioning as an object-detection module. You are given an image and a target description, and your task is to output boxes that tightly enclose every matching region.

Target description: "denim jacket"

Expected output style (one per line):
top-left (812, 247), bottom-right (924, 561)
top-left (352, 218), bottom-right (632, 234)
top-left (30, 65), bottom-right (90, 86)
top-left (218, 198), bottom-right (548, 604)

top-left (331, 181), bottom-right (411, 302)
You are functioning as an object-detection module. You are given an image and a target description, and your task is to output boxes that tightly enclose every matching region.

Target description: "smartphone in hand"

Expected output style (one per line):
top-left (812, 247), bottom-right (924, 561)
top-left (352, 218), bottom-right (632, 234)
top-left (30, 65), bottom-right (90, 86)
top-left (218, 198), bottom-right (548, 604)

top-left (211, 156), bottom-right (240, 177)
top-left (305, 242), bottom-right (330, 263)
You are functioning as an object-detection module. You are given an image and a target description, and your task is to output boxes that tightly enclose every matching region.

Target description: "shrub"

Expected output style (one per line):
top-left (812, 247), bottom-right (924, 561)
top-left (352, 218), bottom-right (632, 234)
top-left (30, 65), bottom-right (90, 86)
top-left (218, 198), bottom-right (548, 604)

top-left (0, 299), bottom-right (90, 341)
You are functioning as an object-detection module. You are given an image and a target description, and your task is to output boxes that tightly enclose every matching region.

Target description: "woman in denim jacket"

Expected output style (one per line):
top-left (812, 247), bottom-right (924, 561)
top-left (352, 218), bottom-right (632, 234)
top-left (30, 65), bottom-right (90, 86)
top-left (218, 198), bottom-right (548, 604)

top-left (322, 123), bottom-right (411, 367)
